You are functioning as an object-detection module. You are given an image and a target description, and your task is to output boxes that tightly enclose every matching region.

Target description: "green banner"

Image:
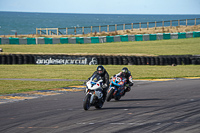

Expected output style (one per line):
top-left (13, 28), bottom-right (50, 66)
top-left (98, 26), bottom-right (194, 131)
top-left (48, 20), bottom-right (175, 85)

top-left (27, 38), bottom-right (36, 44)
top-left (178, 33), bottom-right (186, 39)
top-left (106, 36), bottom-right (114, 42)
top-left (76, 37), bottom-right (84, 44)
top-left (9, 38), bottom-right (19, 44)
top-left (135, 35), bottom-right (143, 41)
top-left (91, 37), bottom-right (99, 43)
top-left (193, 31), bottom-right (200, 37)
top-left (60, 38), bottom-right (68, 44)
top-left (120, 35), bottom-right (128, 42)
top-left (163, 33), bottom-right (171, 39)
top-left (44, 38), bottom-right (53, 44)
top-left (149, 34), bottom-right (157, 40)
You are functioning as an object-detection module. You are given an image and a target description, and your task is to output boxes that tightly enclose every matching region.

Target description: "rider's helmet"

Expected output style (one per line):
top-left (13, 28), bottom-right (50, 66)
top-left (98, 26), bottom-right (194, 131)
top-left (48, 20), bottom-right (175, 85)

top-left (97, 65), bottom-right (105, 75)
top-left (121, 67), bottom-right (128, 76)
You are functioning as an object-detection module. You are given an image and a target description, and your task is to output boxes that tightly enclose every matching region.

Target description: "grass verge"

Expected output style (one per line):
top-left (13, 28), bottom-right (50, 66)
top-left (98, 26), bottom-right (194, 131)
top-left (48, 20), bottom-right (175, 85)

top-left (0, 65), bottom-right (200, 95)
top-left (0, 80), bottom-right (82, 95)
top-left (1, 38), bottom-right (200, 56)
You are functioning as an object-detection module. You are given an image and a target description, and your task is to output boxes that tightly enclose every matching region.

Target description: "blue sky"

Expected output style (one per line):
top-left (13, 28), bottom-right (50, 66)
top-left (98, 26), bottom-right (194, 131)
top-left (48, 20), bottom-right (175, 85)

top-left (0, 0), bottom-right (200, 14)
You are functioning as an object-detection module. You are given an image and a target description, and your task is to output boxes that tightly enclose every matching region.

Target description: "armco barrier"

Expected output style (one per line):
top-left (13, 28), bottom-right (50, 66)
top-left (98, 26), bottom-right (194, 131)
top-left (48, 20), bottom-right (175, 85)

top-left (128, 35), bottom-right (135, 41)
top-left (1, 31), bottom-right (200, 45)
top-left (60, 38), bottom-right (68, 44)
top-left (178, 32), bottom-right (186, 39)
top-left (135, 35), bottom-right (143, 41)
top-left (1, 54), bottom-right (200, 65)
top-left (193, 31), bottom-right (200, 37)
top-left (163, 33), bottom-right (171, 40)
top-left (150, 34), bottom-right (157, 40)
top-left (186, 32), bottom-right (193, 38)
top-left (121, 35), bottom-right (129, 42)
top-left (91, 37), bottom-right (99, 43)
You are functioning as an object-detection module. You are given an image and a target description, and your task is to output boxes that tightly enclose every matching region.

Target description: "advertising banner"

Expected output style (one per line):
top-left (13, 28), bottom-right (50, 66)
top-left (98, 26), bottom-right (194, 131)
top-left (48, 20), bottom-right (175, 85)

top-left (35, 55), bottom-right (98, 65)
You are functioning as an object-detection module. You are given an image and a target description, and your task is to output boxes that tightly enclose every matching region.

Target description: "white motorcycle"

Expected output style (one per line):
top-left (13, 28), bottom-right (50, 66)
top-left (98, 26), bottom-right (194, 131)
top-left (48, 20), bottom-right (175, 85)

top-left (83, 74), bottom-right (104, 110)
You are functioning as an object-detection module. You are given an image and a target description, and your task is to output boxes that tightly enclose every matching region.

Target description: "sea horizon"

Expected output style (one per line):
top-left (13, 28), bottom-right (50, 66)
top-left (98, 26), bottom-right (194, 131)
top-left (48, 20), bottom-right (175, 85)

top-left (1, 10), bottom-right (200, 15)
top-left (0, 11), bottom-right (200, 35)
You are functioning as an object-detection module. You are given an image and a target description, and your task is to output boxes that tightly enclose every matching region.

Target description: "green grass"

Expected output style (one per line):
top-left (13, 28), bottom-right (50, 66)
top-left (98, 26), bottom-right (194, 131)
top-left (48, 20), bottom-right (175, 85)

top-left (0, 80), bottom-right (82, 95)
top-left (0, 65), bottom-right (200, 94)
top-left (0, 38), bottom-right (200, 95)
top-left (1, 38), bottom-right (200, 56)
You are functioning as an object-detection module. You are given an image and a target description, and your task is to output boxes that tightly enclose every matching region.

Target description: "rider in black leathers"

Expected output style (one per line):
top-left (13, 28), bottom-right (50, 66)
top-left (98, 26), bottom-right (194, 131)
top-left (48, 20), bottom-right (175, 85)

top-left (115, 67), bottom-right (134, 92)
top-left (88, 65), bottom-right (109, 101)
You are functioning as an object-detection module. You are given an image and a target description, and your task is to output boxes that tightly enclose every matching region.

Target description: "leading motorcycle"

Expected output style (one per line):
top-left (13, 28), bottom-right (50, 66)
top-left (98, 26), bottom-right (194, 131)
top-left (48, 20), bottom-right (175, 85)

top-left (83, 74), bottom-right (104, 110)
top-left (106, 75), bottom-right (127, 102)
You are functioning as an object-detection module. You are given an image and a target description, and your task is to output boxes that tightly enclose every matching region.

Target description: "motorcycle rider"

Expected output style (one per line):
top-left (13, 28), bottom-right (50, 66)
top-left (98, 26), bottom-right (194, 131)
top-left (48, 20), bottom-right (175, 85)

top-left (88, 65), bottom-right (109, 102)
top-left (115, 67), bottom-right (134, 92)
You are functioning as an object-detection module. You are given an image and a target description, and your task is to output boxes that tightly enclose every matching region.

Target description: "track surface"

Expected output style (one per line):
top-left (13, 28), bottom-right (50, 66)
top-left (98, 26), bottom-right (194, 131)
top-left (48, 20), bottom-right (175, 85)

top-left (0, 79), bottom-right (200, 133)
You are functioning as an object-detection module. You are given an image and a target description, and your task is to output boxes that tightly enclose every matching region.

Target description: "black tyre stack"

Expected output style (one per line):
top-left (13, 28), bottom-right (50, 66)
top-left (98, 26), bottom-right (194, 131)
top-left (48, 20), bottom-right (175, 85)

top-left (0, 54), bottom-right (199, 65)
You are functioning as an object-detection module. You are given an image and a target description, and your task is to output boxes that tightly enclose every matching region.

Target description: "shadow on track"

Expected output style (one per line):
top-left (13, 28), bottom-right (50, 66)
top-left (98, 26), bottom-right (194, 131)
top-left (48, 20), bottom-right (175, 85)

top-left (112, 98), bottom-right (164, 102)
top-left (101, 105), bottom-right (159, 110)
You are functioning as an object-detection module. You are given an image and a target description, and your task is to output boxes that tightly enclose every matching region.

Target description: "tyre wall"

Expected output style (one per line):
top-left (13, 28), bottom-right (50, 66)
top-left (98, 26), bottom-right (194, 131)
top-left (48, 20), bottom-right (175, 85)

top-left (0, 54), bottom-right (200, 65)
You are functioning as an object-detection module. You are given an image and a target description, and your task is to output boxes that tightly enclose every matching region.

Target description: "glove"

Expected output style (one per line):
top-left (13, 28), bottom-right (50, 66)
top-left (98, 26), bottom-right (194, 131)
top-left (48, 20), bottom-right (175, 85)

top-left (102, 84), bottom-right (108, 88)
top-left (129, 82), bottom-right (133, 86)
top-left (125, 84), bottom-right (129, 87)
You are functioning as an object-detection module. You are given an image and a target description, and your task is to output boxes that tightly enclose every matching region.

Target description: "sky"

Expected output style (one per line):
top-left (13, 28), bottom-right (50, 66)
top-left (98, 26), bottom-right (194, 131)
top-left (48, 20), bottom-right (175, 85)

top-left (0, 0), bottom-right (200, 14)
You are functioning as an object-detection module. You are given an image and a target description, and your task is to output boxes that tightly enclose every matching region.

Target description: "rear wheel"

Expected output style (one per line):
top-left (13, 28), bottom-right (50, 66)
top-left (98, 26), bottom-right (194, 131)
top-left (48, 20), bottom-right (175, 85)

top-left (83, 94), bottom-right (91, 110)
top-left (106, 89), bottom-right (114, 102)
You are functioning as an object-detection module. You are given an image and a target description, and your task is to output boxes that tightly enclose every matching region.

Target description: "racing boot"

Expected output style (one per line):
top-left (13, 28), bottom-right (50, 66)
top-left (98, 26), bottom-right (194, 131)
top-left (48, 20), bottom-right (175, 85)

top-left (125, 87), bottom-right (131, 92)
top-left (102, 91), bottom-right (107, 102)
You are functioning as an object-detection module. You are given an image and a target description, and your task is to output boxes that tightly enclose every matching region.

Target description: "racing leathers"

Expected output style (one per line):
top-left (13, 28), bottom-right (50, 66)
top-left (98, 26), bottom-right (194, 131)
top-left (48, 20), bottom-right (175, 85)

top-left (115, 71), bottom-right (134, 92)
top-left (88, 69), bottom-right (109, 101)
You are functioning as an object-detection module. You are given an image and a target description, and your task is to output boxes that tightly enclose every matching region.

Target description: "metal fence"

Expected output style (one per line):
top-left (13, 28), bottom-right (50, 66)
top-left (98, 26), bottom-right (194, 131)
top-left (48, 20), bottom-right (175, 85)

top-left (36, 18), bottom-right (200, 36)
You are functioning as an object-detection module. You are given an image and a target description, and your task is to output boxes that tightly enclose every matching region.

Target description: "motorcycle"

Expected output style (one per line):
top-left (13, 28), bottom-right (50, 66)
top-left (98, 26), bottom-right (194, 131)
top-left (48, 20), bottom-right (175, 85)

top-left (83, 74), bottom-right (104, 110)
top-left (106, 75), bottom-right (127, 102)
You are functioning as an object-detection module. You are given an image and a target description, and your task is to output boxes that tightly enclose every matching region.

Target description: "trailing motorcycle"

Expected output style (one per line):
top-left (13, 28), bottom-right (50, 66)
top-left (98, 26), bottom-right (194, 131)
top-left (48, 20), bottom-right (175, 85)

top-left (106, 75), bottom-right (127, 102)
top-left (83, 74), bottom-right (104, 110)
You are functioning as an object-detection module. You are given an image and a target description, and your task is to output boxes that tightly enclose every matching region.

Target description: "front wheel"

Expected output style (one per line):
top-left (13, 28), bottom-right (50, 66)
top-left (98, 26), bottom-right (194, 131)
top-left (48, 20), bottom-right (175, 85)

top-left (106, 89), bottom-right (114, 102)
top-left (83, 94), bottom-right (91, 110)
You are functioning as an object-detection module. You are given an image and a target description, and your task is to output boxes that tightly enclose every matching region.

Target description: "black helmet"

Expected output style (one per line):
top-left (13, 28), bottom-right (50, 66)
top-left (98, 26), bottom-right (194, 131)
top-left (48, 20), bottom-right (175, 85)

top-left (97, 65), bottom-right (105, 75)
top-left (122, 67), bottom-right (128, 75)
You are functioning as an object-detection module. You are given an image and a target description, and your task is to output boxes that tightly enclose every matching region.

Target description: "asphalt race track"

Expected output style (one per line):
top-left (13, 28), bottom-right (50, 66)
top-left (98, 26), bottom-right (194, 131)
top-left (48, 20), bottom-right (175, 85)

top-left (0, 79), bottom-right (200, 133)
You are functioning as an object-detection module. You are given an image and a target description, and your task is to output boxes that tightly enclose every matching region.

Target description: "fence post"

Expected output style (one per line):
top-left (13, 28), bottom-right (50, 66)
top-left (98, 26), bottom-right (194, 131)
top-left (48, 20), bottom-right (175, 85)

top-left (147, 22), bottom-right (149, 30)
top-left (57, 28), bottom-right (59, 35)
top-left (155, 21), bottom-right (156, 30)
top-left (82, 27), bottom-right (84, 34)
top-left (107, 25), bottom-right (109, 32)
top-left (46, 28), bottom-right (48, 35)
top-left (186, 19), bottom-right (187, 27)
top-left (131, 23), bottom-right (133, 31)
top-left (178, 20), bottom-right (180, 26)
top-left (99, 25), bottom-right (101, 33)
top-left (195, 18), bottom-right (196, 25)
top-left (36, 28), bottom-right (38, 35)
top-left (115, 24), bottom-right (117, 31)
top-left (123, 24), bottom-right (125, 31)
top-left (139, 22), bottom-right (141, 31)
top-left (74, 27), bottom-right (76, 35)
top-left (170, 20), bottom-right (172, 29)
top-left (162, 21), bottom-right (165, 32)
top-left (91, 26), bottom-right (93, 33)
top-left (66, 28), bottom-right (68, 35)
